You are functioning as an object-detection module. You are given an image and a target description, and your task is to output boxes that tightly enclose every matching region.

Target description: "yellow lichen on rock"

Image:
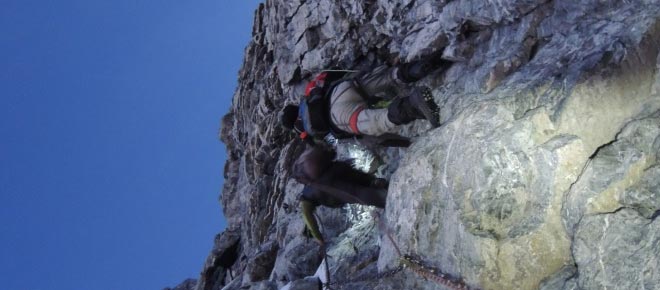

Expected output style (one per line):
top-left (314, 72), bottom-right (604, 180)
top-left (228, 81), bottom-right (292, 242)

top-left (478, 135), bottom-right (586, 290)
top-left (556, 60), bottom-right (656, 154)
top-left (587, 156), bottom-right (652, 214)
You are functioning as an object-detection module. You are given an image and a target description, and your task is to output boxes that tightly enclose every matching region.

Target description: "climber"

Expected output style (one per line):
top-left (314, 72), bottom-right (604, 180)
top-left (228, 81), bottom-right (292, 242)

top-left (279, 60), bottom-right (445, 147)
top-left (292, 145), bottom-right (388, 245)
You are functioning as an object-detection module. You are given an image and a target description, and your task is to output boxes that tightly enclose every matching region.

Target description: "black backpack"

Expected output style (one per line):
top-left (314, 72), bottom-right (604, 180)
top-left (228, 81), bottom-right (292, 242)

top-left (298, 70), bottom-right (355, 137)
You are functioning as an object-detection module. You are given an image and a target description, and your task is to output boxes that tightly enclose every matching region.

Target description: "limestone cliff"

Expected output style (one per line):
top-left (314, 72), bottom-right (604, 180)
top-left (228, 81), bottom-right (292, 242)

top-left (175, 1), bottom-right (660, 289)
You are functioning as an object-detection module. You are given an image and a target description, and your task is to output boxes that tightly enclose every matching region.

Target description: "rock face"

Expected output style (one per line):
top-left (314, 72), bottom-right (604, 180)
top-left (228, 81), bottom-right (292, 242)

top-left (175, 1), bottom-right (660, 290)
top-left (164, 279), bottom-right (197, 290)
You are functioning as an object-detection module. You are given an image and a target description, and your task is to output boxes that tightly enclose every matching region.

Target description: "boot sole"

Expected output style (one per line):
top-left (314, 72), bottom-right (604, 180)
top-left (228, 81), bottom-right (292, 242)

top-left (411, 88), bottom-right (441, 128)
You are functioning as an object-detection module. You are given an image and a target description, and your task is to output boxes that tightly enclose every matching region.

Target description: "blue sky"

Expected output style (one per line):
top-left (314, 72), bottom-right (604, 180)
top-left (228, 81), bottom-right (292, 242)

top-left (0, 1), bottom-right (262, 289)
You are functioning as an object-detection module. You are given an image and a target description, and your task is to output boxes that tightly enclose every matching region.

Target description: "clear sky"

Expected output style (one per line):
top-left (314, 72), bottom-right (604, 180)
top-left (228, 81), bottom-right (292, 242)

top-left (0, 1), bottom-right (262, 289)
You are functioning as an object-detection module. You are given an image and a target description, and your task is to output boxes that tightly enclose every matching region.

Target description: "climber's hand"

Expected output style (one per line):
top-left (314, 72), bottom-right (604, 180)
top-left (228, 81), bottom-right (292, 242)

top-left (372, 178), bottom-right (389, 189)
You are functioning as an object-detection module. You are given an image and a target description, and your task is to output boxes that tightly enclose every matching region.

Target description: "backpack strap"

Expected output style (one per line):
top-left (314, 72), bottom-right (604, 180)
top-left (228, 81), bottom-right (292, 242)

top-left (304, 72), bottom-right (329, 97)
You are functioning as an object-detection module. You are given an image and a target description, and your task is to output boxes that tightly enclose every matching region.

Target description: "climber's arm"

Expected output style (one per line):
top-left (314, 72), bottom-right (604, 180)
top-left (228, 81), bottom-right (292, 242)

top-left (300, 199), bottom-right (324, 245)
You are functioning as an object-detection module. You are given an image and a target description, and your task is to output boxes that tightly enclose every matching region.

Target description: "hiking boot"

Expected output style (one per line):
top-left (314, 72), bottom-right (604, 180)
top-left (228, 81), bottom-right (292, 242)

top-left (387, 87), bottom-right (441, 128)
top-left (397, 56), bottom-right (448, 83)
top-left (408, 87), bottom-right (441, 127)
top-left (387, 97), bottom-right (418, 125)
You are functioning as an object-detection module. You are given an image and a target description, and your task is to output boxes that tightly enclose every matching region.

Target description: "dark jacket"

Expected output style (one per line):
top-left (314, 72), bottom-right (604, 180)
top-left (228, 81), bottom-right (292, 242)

top-left (292, 146), bottom-right (387, 242)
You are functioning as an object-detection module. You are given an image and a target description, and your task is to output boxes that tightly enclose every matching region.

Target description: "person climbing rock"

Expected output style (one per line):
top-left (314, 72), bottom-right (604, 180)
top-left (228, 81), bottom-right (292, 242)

top-left (279, 60), bottom-right (445, 147)
top-left (292, 146), bottom-right (388, 245)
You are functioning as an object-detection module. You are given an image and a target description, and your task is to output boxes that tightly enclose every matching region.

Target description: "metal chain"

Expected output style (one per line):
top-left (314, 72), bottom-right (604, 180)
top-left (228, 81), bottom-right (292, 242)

top-left (321, 254), bottom-right (474, 290)
top-left (384, 220), bottom-right (475, 290)
top-left (319, 214), bottom-right (477, 290)
top-left (399, 255), bottom-right (472, 290)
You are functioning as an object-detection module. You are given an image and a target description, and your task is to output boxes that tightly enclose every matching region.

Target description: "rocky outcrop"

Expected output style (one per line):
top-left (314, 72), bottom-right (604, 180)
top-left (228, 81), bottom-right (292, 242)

top-left (170, 1), bottom-right (660, 290)
top-left (164, 279), bottom-right (197, 290)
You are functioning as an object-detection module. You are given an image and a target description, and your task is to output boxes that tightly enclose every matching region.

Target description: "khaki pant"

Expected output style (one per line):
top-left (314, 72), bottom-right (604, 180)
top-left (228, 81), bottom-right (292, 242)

top-left (329, 65), bottom-right (403, 136)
